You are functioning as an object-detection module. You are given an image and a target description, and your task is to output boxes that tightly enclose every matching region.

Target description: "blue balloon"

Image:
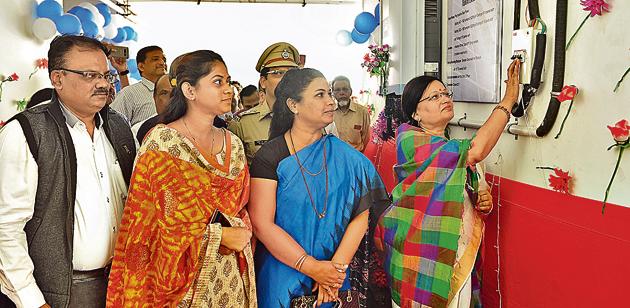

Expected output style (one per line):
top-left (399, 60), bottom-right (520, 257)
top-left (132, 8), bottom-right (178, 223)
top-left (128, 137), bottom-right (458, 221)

top-left (127, 59), bottom-right (138, 74)
top-left (129, 30), bottom-right (138, 41)
top-left (53, 14), bottom-right (82, 35)
top-left (130, 71), bottom-right (141, 81)
top-left (122, 26), bottom-right (134, 41)
top-left (351, 29), bottom-right (370, 44)
top-left (82, 20), bottom-right (99, 38)
top-left (374, 3), bottom-right (381, 24)
top-left (112, 27), bottom-right (127, 43)
top-left (68, 6), bottom-right (94, 24)
top-left (36, 0), bottom-right (63, 19)
top-left (95, 3), bottom-right (112, 27)
top-left (354, 12), bottom-right (378, 34)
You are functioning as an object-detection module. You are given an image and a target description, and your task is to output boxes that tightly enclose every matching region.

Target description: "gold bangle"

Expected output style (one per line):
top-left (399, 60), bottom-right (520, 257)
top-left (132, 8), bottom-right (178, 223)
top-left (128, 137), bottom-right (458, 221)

top-left (294, 253), bottom-right (308, 271)
top-left (297, 255), bottom-right (310, 272)
top-left (493, 105), bottom-right (511, 120)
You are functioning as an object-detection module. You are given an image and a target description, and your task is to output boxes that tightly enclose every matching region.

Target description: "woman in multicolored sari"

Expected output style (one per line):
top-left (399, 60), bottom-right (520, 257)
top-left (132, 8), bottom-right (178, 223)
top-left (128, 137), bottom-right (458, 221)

top-left (106, 50), bottom-right (256, 307)
top-left (249, 68), bottom-right (391, 308)
top-left (376, 59), bottom-right (521, 308)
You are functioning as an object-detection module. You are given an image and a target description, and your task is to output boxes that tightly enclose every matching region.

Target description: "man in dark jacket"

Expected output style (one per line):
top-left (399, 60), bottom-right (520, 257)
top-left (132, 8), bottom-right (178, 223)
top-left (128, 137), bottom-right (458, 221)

top-left (0, 35), bottom-right (136, 308)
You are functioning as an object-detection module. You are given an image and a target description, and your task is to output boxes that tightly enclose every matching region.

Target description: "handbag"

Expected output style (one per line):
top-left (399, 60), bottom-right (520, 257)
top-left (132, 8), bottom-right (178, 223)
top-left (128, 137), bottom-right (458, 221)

top-left (290, 290), bottom-right (360, 308)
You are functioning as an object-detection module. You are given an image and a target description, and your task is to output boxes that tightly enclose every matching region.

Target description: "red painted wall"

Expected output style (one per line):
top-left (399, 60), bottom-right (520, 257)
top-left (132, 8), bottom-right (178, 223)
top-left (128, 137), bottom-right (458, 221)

top-left (481, 175), bottom-right (630, 308)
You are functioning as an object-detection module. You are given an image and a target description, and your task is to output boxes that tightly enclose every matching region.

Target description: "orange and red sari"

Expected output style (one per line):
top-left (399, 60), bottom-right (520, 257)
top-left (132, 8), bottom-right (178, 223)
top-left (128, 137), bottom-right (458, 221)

top-left (106, 125), bottom-right (256, 307)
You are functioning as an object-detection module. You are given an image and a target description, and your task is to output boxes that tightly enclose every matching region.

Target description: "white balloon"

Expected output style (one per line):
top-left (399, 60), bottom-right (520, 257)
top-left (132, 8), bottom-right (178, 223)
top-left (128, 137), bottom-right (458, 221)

top-left (32, 17), bottom-right (57, 41)
top-left (104, 23), bottom-right (117, 39)
top-left (96, 25), bottom-right (105, 40)
top-left (335, 30), bottom-right (352, 46)
top-left (369, 25), bottom-right (382, 45)
top-left (79, 2), bottom-right (105, 27)
top-left (109, 14), bottom-right (125, 28)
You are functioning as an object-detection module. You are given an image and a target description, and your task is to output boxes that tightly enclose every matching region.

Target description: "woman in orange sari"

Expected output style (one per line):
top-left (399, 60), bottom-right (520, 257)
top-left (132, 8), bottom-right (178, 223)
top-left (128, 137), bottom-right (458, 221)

top-left (106, 50), bottom-right (256, 307)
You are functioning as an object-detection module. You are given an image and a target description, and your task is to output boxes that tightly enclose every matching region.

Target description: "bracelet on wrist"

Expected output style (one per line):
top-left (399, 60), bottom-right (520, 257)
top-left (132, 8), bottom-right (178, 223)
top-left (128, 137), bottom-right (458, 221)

top-left (294, 253), bottom-right (308, 271)
top-left (118, 69), bottom-right (130, 76)
top-left (297, 255), bottom-right (309, 272)
top-left (493, 105), bottom-right (511, 120)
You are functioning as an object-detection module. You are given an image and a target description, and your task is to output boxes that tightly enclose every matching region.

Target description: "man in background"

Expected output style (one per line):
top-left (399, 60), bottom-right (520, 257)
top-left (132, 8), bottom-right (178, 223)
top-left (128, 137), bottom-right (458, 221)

top-left (111, 45), bottom-right (166, 126)
top-left (234, 84), bottom-right (259, 118)
top-left (332, 75), bottom-right (370, 152)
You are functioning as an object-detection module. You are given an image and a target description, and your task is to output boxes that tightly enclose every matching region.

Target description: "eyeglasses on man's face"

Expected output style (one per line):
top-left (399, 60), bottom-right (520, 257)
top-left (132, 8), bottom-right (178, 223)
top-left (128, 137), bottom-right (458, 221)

top-left (419, 91), bottom-right (454, 103)
top-left (57, 68), bottom-right (117, 84)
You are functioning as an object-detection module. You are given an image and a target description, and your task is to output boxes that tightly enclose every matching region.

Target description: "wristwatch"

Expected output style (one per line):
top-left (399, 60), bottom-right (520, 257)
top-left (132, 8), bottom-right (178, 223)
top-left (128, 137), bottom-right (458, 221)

top-left (119, 69), bottom-right (130, 76)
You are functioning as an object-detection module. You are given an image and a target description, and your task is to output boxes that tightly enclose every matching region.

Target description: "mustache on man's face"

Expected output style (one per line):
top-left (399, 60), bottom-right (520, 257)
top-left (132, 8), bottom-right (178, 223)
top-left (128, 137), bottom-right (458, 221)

top-left (92, 88), bottom-right (110, 96)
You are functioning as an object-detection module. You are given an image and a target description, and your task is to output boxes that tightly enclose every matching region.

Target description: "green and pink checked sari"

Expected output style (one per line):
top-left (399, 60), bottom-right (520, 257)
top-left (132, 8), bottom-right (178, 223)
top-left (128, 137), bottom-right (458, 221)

top-left (375, 123), bottom-right (483, 308)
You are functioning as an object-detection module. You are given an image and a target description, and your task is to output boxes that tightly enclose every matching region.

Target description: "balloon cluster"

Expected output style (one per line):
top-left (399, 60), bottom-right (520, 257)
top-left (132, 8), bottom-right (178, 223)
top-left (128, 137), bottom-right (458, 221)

top-left (336, 2), bottom-right (381, 46)
top-left (32, 0), bottom-right (138, 44)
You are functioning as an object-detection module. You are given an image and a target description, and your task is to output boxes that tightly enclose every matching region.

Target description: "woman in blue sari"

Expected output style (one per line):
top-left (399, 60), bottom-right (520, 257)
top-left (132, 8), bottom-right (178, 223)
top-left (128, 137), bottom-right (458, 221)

top-left (249, 68), bottom-right (391, 308)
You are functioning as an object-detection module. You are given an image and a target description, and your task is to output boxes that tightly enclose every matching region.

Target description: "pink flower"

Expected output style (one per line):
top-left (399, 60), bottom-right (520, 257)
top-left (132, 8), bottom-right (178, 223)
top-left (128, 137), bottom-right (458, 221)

top-left (607, 119), bottom-right (630, 143)
top-left (581, 0), bottom-right (610, 17)
top-left (567, 0), bottom-right (611, 49)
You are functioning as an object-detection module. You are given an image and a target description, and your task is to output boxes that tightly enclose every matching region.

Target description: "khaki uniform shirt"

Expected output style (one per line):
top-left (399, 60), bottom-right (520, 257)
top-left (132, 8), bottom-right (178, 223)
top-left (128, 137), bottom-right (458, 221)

top-left (228, 101), bottom-right (272, 164)
top-left (333, 101), bottom-right (370, 152)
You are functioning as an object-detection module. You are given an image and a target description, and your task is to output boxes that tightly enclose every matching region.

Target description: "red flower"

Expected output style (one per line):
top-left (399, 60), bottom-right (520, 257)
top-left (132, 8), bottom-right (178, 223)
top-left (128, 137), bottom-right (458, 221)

top-left (581, 0), bottom-right (610, 17)
top-left (549, 168), bottom-right (572, 194)
top-left (0, 120), bottom-right (5, 128)
top-left (557, 85), bottom-right (578, 103)
top-left (607, 119), bottom-right (630, 143)
top-left (603, 120), bottom-right (629, 213)
top-left (8, 73), bottom-right (18, 81)
top-left (36, 58), bottom-right (48, 69)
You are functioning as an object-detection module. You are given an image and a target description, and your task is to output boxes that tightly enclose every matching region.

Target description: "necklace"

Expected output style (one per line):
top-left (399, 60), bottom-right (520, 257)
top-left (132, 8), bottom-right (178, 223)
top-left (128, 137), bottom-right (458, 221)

top-left (289, 129), bottom-right (328, 219)
top-left (291, 135), bottom-right (326, 176)
top-left (183, 117), bottom-right (215, 153)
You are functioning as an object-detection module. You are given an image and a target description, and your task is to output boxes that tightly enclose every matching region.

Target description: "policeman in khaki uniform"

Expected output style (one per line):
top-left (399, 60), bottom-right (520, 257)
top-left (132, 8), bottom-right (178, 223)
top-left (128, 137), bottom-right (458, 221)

top-left (229, 42), bottom-right (300, 163)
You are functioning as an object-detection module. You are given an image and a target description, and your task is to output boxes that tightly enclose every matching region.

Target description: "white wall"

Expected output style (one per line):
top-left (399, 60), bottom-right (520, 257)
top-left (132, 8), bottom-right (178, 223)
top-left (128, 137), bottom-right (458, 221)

top-left (388, 0), bottom-right (424, 87)
top-left (0, 0), bottom-right (53, 123)
top-left (130, 1), bottom-right (373, 91)
top-left (436, 0), bottom-right (630, 206)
